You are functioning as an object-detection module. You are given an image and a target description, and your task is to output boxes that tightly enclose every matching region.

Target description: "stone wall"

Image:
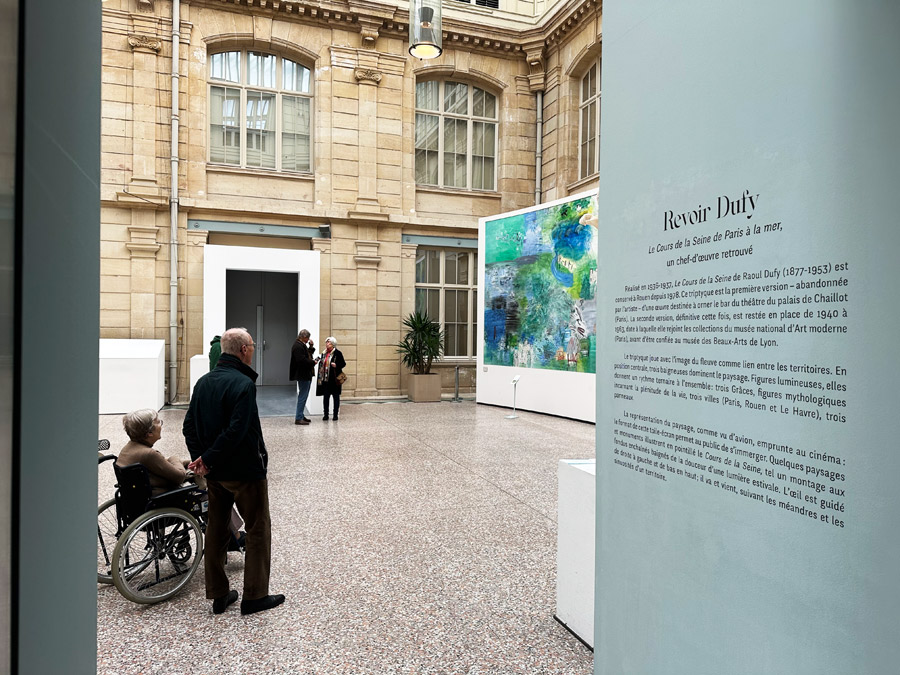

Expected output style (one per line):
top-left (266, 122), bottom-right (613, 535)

top-left (99, 0), bottom-right (602, 401)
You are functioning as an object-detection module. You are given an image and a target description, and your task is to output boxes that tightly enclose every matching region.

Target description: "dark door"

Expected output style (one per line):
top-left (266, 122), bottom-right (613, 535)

top-left (225, 270), bottom-right (298, 385)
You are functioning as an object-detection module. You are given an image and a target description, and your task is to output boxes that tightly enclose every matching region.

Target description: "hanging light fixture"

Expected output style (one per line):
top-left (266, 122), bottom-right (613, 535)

top-left (409, 0), bottom-right (442, 60)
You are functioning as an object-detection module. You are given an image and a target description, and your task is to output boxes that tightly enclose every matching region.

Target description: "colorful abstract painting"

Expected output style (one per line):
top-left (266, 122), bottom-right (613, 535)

top-left (483, 193), bottom-right (597, 373)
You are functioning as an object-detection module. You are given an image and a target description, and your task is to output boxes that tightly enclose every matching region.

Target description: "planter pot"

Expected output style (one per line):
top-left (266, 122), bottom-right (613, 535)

top-left (408, 372), bottom-right (442, 402)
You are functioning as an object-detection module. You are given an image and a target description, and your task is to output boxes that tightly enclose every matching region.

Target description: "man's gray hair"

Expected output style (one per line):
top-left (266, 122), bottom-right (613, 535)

top-left (298, 329), bottom-right (310, 340)
top-left (122, 408), bottom-right (158, 442)
top-left (221, 327), bottom-right (252, 356)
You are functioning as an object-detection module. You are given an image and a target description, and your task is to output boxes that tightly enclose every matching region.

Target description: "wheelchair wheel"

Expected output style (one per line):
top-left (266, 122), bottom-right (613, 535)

top-left (111, 508), bottom-right (203, 604)
top-left (97, 499), bottom-right (118, 584)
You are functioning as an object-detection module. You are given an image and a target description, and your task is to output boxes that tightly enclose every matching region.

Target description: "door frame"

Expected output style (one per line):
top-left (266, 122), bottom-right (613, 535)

top-left (203, 244), bottom-right (322, 410)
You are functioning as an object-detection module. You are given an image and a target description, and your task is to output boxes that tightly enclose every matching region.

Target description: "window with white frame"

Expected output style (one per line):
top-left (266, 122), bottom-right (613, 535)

top-left (415, 249), bottom-right (478, 358)
top-left (415, 80), bottom-right (498, 191)
top-left (578, 59), bottom-right (601, 179)
top-left (208, 50), bottom-right (313, 172)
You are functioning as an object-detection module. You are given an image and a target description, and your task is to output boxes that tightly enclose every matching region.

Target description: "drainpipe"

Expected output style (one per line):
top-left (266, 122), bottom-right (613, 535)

top-left (534, 90), bottom-right (543, 205)
top-left (168, 0), bottom-right (181, 403)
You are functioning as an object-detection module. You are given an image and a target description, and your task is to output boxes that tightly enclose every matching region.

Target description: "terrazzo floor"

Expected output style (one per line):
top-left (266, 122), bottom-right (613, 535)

top-left (97, 400), bottom-right (595, 674)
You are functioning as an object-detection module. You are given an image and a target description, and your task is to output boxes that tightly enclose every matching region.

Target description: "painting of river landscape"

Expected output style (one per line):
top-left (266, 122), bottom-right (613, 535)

top-left (483, 192), bottom-right (597, 373)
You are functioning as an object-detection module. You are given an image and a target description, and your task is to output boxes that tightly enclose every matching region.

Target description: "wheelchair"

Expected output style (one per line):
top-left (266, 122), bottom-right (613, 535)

top-left (97, 439), bottom-right (208, 604)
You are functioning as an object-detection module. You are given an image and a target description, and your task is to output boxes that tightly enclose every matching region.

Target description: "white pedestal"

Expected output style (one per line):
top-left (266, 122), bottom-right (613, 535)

top-left (98, 339), bottom-right (165, 414)
top-left (189, 354), bottom-right (208, 399)
top-left (556, 459), bottom-right (596, 648)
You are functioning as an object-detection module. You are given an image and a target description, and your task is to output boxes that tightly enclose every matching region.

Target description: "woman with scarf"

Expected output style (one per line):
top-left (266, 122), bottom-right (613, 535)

top-left (315, 336), bottom-right (346, 421)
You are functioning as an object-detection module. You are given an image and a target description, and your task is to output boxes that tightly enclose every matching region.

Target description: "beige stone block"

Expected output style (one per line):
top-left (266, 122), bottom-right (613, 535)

top-left (332, 127), bottom-right (359, 146)
top-left (100, 293), bottom-right (130, 311)
top-left (332, 111), bottom-right (359, 131)
top-left (100, 309), bottom-right (130, 328)
top-left (332, 299), bottom-right (356, 315)
top-left (101, 258), bottom-right (131, 277)
top-left (102, 47), bottom-right (133, 70)
top-left (377, 300), bottom-right (399, 317)
top-left (332, 143), bottom-right (358, 162)
top-left (331, 81), bottom-right (359, 100)
top-left (332, 284), bottom-right (358, 301)
top-left (100, 327), bottom-right (131, 339)
top-left (331, 268), bottom-right (357, 286)
top-left (377, 329), bottom-right (402, 347)
top-left (332, 158), bottom-right (359, 179)
top-left (377, 134), bottom-right (402, 152)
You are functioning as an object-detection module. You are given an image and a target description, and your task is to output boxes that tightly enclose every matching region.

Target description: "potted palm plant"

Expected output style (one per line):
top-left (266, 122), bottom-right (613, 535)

top-left (396, 311), bottom-right (444, 402)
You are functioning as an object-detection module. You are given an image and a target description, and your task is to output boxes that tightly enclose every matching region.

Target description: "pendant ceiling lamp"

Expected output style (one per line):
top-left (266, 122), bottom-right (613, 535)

top-left (409, 0), bottom-right (443, 60)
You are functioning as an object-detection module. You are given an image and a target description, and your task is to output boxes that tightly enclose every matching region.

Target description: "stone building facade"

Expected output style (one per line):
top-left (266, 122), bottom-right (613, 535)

top-left (100, 0), bottom-right (602, 402)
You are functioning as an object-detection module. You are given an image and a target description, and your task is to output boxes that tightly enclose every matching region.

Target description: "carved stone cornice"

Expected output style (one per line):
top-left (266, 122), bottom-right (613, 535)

top-left (126, 226), bottom-right (161, 259)
top-left (354, 68), bottom-right (382, 85)
top-left (354, 240), bottom-right (381, 268)
top-left (128, 34), bottom-right (162, 53)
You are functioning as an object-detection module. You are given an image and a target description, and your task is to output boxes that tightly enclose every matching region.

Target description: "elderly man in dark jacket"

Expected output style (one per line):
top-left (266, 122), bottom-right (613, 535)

top-left (289, 328), bottom-right (317, 425)
top-left (184, 327), bottom-right (285, 616)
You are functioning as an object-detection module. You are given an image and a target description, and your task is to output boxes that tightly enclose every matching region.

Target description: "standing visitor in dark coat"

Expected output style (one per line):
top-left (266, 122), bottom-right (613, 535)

top-left (316, 336), bottom-right (345, 421)
top-left (208, 334), bottom-right (221, 371)
top-left (184, 327), bottom-right (285, 616)
top-left (289, 329), bottom-right (317, 425)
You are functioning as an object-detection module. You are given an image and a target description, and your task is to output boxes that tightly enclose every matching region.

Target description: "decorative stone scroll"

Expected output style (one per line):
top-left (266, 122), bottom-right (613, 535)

top-left (128, 34), bottom-right (162, 53)
top-left (354, 69), bottom-right (382, 85)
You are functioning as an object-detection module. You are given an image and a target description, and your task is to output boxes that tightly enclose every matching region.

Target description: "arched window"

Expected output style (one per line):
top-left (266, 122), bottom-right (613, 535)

top-left (578, 59), bottom-right (601, 179)
top-left (415, 80), bottom-right (498, 191)
top-left (208, 50), bottom-right (313, 172)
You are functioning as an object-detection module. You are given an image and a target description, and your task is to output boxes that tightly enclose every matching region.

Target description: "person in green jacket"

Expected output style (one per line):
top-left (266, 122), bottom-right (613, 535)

top-left (208, 335), bottom-right (221, 371)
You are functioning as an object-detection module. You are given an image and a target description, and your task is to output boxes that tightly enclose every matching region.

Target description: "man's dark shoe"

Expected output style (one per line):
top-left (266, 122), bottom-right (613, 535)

top-left (213, 590), bottom-right (239, 614)
top-left (294, 419), bottom-right (302, 425)
top-left (241, 594), bottom-right (286, 615)
top-left (332, 414), bottom-right (338, 421)
top-left (299, 418), bottom-right (310, 425)
top-left (322, 414), bottom-right (329, 421)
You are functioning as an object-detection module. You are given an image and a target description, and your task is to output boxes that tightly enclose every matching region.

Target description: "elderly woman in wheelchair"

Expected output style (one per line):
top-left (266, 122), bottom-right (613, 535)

top-left (97, 409), bottom-right (243, 604)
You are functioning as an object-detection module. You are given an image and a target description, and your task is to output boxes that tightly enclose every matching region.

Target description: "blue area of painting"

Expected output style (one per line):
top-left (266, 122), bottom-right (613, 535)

top-left (551, 255), bottom-right (574, 287)
top-left (551, 219), bottom-right (592, 262)
top-left (522, 212), bottom-right (549, 256)
top-left (484, 308), bottom-right (506, 349)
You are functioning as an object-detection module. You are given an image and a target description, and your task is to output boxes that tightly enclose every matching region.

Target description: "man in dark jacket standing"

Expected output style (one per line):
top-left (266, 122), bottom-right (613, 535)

top-left (184, 327), bottom-right (285, 616)
top-left (289, 329), bottom-right (317, 425)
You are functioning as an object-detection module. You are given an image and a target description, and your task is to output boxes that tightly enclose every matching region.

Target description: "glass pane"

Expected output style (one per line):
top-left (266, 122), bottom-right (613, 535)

top-left (455, 290), bottom-right (468, 322)
top-left (445, 253), bottom-right (458, 285)
top-left (481, 157), bottom-right (494, 191)
top-left (247, 52), bottom-right (276, 88)
top-left (209, 86), bottom-right (240, 165)
top-left (458, 323), bottom-right (468, 356)
top-left (282, 96), bottom-right (311, 172)
top-left (416, 81), bottom-right (439, 111)
top-left (415, 113), bottom-right (439, 151)
top-left (246, 90), bottom-right (275, 168)
top-left (283, 59), bottom-right (310, 93)
top-left (427, 289), bottom-right (440, 318)
top-left (415, 250), bottom-right (440, 284)
top-left (210, 52), bottom-right (240, 82)
top-left (458, 253), bottom-right (469, 285)
top-left (473, 87), bottom-right (496, 118)
top-left (415, 288), bottom-right (425, 315)
top-left (445, 323), bottom-right (459, 357)
top-left (444, 81), bottom-right (468, 114)
top-left (482, 123), bottom-right (496, 158)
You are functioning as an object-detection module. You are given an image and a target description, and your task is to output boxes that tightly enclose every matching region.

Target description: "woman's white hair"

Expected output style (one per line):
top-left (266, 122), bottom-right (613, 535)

top-left (325, 336), bottom-right (337, 346)
top-left (122, 408), bottom-right (158, 442)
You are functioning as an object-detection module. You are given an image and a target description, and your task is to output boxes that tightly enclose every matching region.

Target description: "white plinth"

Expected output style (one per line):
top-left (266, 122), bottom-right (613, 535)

top-left (189, 354), bottom-right (208, 399)
top-left (98, 339), bottom-right (165, 414)
top-left (556, 459), bottom-right (596, 648)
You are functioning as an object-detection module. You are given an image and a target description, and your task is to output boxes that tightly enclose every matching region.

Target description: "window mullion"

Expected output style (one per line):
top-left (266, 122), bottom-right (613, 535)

top-left (436, 82), bottom-right (444, 186)
top-left (240, 87), bottom-right (247, 168)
